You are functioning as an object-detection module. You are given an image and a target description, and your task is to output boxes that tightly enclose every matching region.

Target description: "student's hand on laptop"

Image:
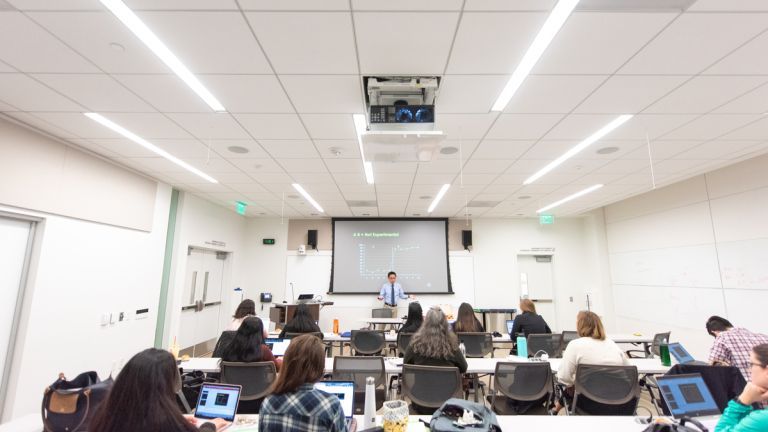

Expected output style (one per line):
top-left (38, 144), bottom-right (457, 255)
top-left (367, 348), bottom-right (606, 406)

top-left (207, 418), bottom-right (231, 431)
top-left (738, 382), bottom-right (768, 405)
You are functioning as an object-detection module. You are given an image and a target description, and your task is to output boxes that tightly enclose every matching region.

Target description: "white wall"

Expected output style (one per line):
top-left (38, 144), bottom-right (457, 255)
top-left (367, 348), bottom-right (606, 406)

top-left (241, 218), bottom-right (289, 324)
top-left (604, 153), bottom-right (768, 360)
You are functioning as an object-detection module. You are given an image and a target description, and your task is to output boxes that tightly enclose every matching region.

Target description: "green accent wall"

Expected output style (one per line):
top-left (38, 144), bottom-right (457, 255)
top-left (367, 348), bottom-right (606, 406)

top-left (154, 189), bottom-right (180, 348)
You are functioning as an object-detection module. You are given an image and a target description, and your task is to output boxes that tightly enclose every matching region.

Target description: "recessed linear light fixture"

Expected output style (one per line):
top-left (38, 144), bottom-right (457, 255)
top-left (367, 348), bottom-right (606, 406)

top-left (292, 183), bottom-right (324, 213)
top-left (353, 114), bottom-right (374, 184)
top-left (537, 184), bottom-right (603, 213)
top-left (427, 184), bottom-right (450, 213)
top-left (491, 0), bottom-right (579, 112)
top-left (99, 0), bottom-right (225, 112)
top-left (84, 112), bottom-right (218, 183)
top-left (524, 114), bottom-right (632, 185)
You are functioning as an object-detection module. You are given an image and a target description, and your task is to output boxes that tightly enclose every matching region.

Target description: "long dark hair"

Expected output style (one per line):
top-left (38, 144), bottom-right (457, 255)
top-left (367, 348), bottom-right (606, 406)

top-left (453, 302), bottom-right (482, 332)
top-left (233, 299), bottom-right (256, 319)
top-left (269, 334), bottom-right (325, 395)
top-left (399, 302), bottom-right (423, 333)
top-left (90, 348), bottom-right (195, 432)
top-left (222, 316), bottom-right (265, 362)
top-left (286, 303), bottom-right (321, 333)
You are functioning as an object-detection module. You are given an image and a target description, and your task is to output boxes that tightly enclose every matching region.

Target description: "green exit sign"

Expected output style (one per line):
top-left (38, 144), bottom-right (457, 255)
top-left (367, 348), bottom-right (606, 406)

top-left (235, 201), bottom-right (247, 215)
top-left (263, 238), bottom-right (275, 245)
top-left (539, 214), bottom-right (555, 225)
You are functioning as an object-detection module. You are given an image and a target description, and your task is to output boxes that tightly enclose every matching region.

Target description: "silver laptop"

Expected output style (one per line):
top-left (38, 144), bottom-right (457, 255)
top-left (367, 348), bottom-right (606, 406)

top-left (265, 338), bottom-right (291, 357)
top-left (657, 374), bottom-right (721, 423)
top-left (194, 383), bottom-right (241, 428)
top-left (314, 381), bottom-right (358, 432)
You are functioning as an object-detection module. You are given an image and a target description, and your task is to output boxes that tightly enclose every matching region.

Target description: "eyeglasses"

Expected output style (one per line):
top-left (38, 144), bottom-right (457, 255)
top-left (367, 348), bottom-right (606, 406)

top-left (750, 362), bottom-right (766, 368)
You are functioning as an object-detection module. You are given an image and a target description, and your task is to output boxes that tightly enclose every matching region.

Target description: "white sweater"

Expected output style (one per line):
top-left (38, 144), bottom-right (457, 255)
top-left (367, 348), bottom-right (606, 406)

top-left (557, 336), bottom-right (629, 386)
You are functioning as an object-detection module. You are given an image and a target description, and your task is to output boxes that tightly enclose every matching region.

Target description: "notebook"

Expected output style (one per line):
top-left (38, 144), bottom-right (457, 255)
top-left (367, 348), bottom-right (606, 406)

top-left (314, 381), bottom-right (358, 432)
top-left (657, 374), bottom-right (721, 421)
top-left (194, 383), bottom-right (241, 425)
top-left (265, 338), bottom-right (291, 357)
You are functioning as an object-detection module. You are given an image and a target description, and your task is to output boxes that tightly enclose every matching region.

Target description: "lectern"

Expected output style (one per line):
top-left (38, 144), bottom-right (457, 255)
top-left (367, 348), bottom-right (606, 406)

top-left (269, 303), bottom-right (320, 326)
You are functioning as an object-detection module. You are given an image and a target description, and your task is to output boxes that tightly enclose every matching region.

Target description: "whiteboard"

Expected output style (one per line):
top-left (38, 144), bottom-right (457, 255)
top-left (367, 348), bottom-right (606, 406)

top-left (609, 245), bottom-right (721, 288)
top-left (718, 238), bottom-right (768, 290)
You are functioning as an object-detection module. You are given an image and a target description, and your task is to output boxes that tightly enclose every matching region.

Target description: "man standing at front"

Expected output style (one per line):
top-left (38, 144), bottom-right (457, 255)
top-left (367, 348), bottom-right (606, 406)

top-left (377, 271), bottom-right (412, 318)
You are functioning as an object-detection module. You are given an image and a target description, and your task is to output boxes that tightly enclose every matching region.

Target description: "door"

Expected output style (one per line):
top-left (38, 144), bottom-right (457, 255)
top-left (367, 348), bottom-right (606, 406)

top-left (179, 248), bottom-right (228, 355)
top-left (518, 254), bottom-right (556, 329)
top-left (0, 216), bottom-right (34, 420)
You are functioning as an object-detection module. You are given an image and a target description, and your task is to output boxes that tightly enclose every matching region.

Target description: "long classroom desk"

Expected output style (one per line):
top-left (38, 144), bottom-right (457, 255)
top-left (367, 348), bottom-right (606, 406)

top-left (181, 356), bottom-right (670, 375)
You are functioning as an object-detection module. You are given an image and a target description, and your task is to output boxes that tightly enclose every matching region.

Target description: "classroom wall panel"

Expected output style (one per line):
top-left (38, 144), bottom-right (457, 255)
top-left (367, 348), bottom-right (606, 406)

top-left (717, 238), bottom-right (768, 290)
top-left (705, 153), bottom-right (768, 199)
top-left (723, 290), bottom-right (768, 334)
top-left (604, 176), bottom-right (708, 224)
top-left (609, 245), bottom-right (721, 288)
top-left (709, 188), bottom-right (768, 242)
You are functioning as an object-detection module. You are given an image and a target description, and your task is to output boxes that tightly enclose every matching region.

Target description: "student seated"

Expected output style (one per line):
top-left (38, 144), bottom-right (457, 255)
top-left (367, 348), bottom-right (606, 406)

top-left (715, 343), bottom-right (768, 432)
top-left (511, 298), bottom-right (551, 337)
top-left (707, 316), bottom-right (768, 382)
top-left (405, 306), bottom-right (468, 414)
top-left (259, 334), bottom-right (348, 431)
top-left (451, 302), bottom-right (485, 333)
top-left (278, 303), bottom-right (323, 339)
top-left (227, 299), bottom-right (255, 331)
top-left (554, 311), bottom-right (628, 413)
top-left (221, 316), bottom-right (280, 370)
top-left (90, 348), bottom-right (228, 432)
top-left (399, 302), bottom-right (424, 334)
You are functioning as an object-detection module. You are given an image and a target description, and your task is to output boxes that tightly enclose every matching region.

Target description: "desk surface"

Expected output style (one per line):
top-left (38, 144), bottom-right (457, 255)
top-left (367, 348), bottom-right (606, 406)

top-left (318, 332), bottom-right (655, 344)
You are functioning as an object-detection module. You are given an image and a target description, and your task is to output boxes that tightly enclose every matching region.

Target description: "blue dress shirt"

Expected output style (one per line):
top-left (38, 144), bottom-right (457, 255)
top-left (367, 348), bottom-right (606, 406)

top-left (379, 282), bottom-right (408, 306)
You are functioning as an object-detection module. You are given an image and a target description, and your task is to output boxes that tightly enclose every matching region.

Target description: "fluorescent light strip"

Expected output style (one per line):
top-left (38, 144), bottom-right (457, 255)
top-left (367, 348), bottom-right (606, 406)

top-left (84, 113), bottom-right (218, 183)
top-left (292, 183), bottom-right (324, 213)
top-left (524, 114), bottom-right (633, 185)
top-left (491, 0), bottom-right (579, 112)
top-left (353, 114), bottom-right (374, 184)
top-left (100, 0), bottom-right (225, 112)
top-left (537, 184), bottom-right (603, 213)
top-left (427, 184), bottom-right (451, 214)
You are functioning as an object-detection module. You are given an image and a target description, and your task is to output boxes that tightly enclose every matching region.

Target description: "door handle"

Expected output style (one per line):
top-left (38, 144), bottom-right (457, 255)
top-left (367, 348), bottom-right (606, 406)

top-left (189, 271), bottom-right (198, 305)
top-left (202, 271), bottom-right (209, 303)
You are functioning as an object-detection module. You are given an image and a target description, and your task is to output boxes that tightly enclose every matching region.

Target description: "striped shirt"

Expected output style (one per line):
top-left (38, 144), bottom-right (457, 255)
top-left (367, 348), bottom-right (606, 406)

top-left (709, 327), bottom-right (768, 381)
top-left (258, 383), bottom-right (348, 432)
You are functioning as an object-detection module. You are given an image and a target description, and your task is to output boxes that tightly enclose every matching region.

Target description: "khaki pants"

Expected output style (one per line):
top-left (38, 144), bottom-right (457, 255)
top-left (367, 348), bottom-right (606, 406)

top-left (384, 303), bottom-right (398, 318)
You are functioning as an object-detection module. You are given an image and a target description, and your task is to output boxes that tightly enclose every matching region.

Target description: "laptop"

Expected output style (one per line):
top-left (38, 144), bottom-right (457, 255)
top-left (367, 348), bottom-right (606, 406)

top-left (314, 381), bottom-right (358, 432)
top-left (669, 342), bottom-right (708, 365)
top-left (506, 319), bottom-right (515, 336)
top-left (657, 374), bottom-right (721, 422)
top-left (194, 383), bottom-right (241, 428)
top-left (265, 338), bottom-right (291, 357)
top-left (297, 293), bottom-right (314, 304)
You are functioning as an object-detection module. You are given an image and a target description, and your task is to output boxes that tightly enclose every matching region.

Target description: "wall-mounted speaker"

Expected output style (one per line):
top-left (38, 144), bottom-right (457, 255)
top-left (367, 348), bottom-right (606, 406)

top-left (462, 230), bottom-right (472, 250)
top-left (307, 229), bottom-right (318, 249)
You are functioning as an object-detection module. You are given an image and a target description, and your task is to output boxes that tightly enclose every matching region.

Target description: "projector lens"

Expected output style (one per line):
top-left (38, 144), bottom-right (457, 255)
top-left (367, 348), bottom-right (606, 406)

top-left (415, 108), bottom-right (433, 123)
top-left (395, 107), bottom-right (413, 123)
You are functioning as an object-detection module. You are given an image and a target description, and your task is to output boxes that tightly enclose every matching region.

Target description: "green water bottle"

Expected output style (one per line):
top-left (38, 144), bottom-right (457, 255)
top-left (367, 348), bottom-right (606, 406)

top-left (659, 338), bottom-right (671, 366)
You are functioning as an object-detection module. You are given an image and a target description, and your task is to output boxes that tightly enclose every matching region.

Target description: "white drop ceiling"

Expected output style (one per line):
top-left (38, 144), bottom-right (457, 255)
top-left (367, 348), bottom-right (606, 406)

top-left (1, 0), bottom-right (768, 218)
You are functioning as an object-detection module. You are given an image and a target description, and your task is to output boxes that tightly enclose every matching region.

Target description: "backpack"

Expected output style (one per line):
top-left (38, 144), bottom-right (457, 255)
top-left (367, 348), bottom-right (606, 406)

top-left (429, 398), bottom-right (501, 432)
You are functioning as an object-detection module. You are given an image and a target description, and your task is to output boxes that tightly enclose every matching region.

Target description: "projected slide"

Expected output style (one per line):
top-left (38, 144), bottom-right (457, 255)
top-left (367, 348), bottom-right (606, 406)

top-left (331, 219), bottom-right (451, 293)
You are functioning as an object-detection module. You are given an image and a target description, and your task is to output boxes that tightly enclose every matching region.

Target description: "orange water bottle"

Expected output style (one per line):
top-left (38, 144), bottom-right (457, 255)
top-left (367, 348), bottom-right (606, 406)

top-left (333, 318), bottom-right (339, 334)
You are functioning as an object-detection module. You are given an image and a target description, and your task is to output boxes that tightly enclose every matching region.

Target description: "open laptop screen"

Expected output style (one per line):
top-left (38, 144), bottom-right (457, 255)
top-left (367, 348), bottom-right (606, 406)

top-left (314, 381), bottom-right (354, 418)
top-left (657, 374), bottom-right (720, 419)
top-left (195, 383), bottom-right (241, 422)
top-left (265, 338), bottom-right (291, 357)
top-left (669, 342), bottom-right (695, 365)
top-left (506, 319), bottom-right (515, 335)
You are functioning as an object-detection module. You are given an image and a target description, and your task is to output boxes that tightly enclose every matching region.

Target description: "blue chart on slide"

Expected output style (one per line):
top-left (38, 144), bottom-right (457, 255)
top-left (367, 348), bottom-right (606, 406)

top-left (358, 243), bottom-right (423, 281)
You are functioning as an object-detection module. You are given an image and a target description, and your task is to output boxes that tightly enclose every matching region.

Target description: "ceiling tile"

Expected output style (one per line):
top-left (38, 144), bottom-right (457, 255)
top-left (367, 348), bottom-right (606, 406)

top-left (462, 159), bottom-right (511, 174)
top-left (645, 76), bottom-right (766, 114)
top-left (720, 116), bottom-right (768, 140)
top-left (354, 12), bottom-right (459, 74)
top-left (610, 114), bottom-right (698, 140)
top-left (42, 112), bottom-right (192, 139)
top-left (660, 114), bottom-right (761, 141)
top-left (7, 1), bottom-right (102, 10)
top-left (332, 172), bottom-right (368, 184)
top-left (204, 139), bottom-right (270, 159)
top-left (249, 172), bottom-right (293, 184)
top-left (0, 12), bottom-right (98, 72)
top-left (27, 11), bottom-right (169, 74)
top-left (416, 159), bottom-right (461, 174)
top-left (233, 113), bottom-right (308, 139)
top-left (620, 13), bottom-right (768, 74)
top-left (239, 0), bottom-right (349, 10)
top-left (464, 0), bottom-right (556, 11)
top-left (316, 140), bottom-right (361, 159)
top-left (301, 114), bottom-right (356, 139)
top-left (89, 138), bottom-right (211, 158)
top-left (672, 140), bottom-right (761, 160)
top-left (436, 75), bottom-right (507, 113)
top-left (533, 12), bottom-right (676, 74)
top-left (280, 75), bottom-right (363, 113)
top-left (455, 173), bottom-right (499, 184)
top-left (466, 140), bottom-right (532, 160)
top-left (506, 159), bottom-right (547, 174)
top-left (447, 12), bottom-right (547, 74)
top-left (245, 12), bottom-right (357, 74)
top-left (138, 11), bottom-right (272, 73)
top-left (165, 112), bottom-right (248, 139)
top-left (259, 140), bottom-right (319, 158)
top-left (593, 158), bottom-right (651, 175)
top-left (280, 158), bottom-right (330, 173)
top-left (575, 75), bottom-right (688, 114)
top-left (623, 140), bottom-right (701, 160)
top-left (202, 75), bottom-right (294, 113)
top-left (436, 139), bottom-right (480, 159)
top-left (2, 112), bottom-right (80, 138)
top-left (542, 114), bottom-right (617, 140)
top-left (114, 74), bottom-right (210, 112)
top-left (0, 99), bottom-right (18, 111)
top-left (0, 74), bottom-right (83, 111)
top-left (484, 113), bottom-right (562, 140)
top-left (0, 60), bottom-right (14, 72)
top-left (687, 0), bottom-right (768, 11)
top-left (652, 159), bottom-right (709, 174)
top-left (125, 0), bottom-right (239, 9)
top-left (713, 82), bottom-right (768, 114)
top-left (413, 172), bottom-right (455, 184)
top-left (177, 156), bottom-right (242, 174)
top-left (229, 158), bottom-right (287, 173)
top-left (435, 113), bottom-right (498, 139)
top-left (706, 29), bottom-right (768, 75)
top-left (504, 75), bottom-right (606, 114)
top-left (33, 74), bottom-right (155, 112)
top-left (352, 0), bottom-right (463, 10)
top-left (324, 158), bottom-right (364, 173)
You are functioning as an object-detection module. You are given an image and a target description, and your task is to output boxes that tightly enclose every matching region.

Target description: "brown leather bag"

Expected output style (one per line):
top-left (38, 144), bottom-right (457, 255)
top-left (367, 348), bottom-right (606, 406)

top-left (41, 372), bottom-right (112, 432)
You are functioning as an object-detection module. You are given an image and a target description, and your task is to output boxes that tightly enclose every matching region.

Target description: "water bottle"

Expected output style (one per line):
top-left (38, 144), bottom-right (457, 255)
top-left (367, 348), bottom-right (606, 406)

top-left (516, 336), bottom-right (528, 358)
top-left (459, 342), bottom-right (466, 356)
top-left (363, 376), bottom-right (376, 429)
top-left (333, 318), bottom-right (339, 335)
top-left (659, 338), bottom-right (671, 366)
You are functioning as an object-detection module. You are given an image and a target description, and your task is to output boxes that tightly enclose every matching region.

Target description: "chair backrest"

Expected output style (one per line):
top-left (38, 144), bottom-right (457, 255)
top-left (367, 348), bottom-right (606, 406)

top-left (350, 330), bottom-right (386, 355)
top-left (212, 331), bottom-right (236, 358)
top-left (527, 333), bottom-right (564, 357)
top-left (372, 308), bottom-right (391, 318)
top-left (285, 331), bottom-right (323, 340)
top-left (651, 332), bottom-right (671, 357)
top-left (572, 364), bottom-right (640, 415)
top-left (561, 331), bottom-right (578, 350)
top-left (397, 333), bottom-right (414, 356)
top-left (332, 356), bottom-right (386, 391)
top-left (456, 332), bottom-right (493, 358)
top-left (401, 364), bottom-right (463, 409)
top-left (494, 362), bottom-right (553, 402)
top-left (220, 361), bottom-right (276, 401)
